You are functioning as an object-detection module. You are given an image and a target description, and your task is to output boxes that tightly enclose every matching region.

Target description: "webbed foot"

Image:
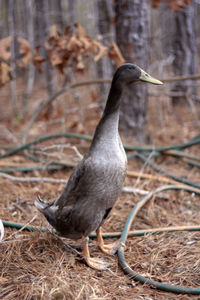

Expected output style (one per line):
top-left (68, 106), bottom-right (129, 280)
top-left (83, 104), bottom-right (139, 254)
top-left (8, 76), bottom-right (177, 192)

top-left (83, 236), bottom-right (109, 271)
top-left (84, 256), bottom-right (109, 271)
top-left (96, 228), bottom-right (125, 255)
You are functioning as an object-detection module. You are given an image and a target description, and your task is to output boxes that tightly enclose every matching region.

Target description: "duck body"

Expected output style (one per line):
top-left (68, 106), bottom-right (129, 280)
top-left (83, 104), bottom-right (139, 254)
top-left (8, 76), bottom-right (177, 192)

top-left (49, 143), bottom-right (126, 239)
top-left (37, 102), bottom-right (127, 239)
top-left (35, 63), bottom-right (163, 269)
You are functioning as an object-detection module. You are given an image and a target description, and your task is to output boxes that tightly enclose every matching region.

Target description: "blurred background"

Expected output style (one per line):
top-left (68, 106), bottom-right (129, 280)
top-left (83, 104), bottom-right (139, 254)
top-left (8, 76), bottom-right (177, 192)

top-left (0, 0), bottom-right (200, 144)
top-left (1, 3), bottom-right (200, 298)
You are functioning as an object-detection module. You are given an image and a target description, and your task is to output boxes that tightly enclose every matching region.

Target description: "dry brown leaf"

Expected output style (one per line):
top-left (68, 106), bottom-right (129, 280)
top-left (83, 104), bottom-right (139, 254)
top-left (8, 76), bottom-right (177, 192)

top-left (92, 40), bottom-right (108, 62)
top-left (67, 36), bottom-right (82, 52)
top-left (0, 36), bottom-right (12, 61)
top-left (152, 0), bottom-right (191, 9)
top-left (49, 24), bottom-right (59, 40)
top-left (0, 36), bottom-right (31, 67)
top-left (76, 54), bottom-right (85, 70)
top-left (0, 61), bottom-right (12, 86)
top-left (17, 37), bottom-right (31, 67)
top-left (75, 23), bottom-right (88, 39)
top-left (79, 37), bottom-right (92, 53)
top-left (57, 36), bottom-right (68, 50)
top-left (108, 42), bottom-right (125, 67)
top-left (0, 23), bottom-right (120, 79)
top-left (167, 0), bottom-right (191, 10)
top-left (49, 50), bottom-right (63, 67)
top-left (33, 46), bottom-right (46, 73)
top-left (151, 0), bottom-right (162, 8)
top-left (64, 25), bottom-right (71, 37)
top-left (76, 122), bottom-right (85, 134)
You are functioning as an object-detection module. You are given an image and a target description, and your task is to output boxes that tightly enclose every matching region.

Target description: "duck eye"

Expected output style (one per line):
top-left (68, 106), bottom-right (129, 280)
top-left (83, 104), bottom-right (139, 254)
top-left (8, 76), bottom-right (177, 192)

top-left (129, 66), bottom-right (135, 70)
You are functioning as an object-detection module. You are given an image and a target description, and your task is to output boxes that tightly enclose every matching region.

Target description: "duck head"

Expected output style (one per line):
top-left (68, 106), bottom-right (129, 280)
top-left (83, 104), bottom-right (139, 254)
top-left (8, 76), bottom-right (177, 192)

top-left (113, 63), bottom-right (163, 87)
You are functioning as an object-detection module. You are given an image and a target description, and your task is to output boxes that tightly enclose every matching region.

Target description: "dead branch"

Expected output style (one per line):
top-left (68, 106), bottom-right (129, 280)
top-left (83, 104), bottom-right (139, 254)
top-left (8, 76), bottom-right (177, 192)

top-left (0, 172), bottom-right (67, 184)
top-left (161, 74), bottom-right (200, 82)
top-left (127, 170), bottom-right (182, 185)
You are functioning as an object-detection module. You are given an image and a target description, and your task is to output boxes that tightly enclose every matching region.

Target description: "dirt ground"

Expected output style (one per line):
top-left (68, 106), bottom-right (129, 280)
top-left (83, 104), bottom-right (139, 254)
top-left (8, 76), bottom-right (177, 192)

top-left (0, 80), bottom-right (200, 299)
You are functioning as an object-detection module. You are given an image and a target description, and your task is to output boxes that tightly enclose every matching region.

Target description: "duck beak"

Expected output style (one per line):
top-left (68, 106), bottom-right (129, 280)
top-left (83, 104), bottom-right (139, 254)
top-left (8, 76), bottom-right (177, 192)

top-left (139, 69), bottom-right (163, 85)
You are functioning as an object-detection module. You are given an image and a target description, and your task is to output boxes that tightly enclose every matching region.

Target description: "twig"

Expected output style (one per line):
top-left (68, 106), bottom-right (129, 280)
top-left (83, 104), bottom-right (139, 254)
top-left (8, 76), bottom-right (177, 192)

top-left (127, 170), bottom-right (180, 185)
top-left (133, 151), bottom-right (155, 188)
top-left (122, 186), bottom-right (148, 195)
top-left (37, 144), bottom-right (83, 160)
top-left (0, 125), bottom-right (18, 144)
top-left (4, 215), bottom-right (37, 241)
top-left (0, 172), bottom-right (67, 184)
top-left (161, 73), bottom-right (200, 83)
top-left (163, 150), bottom-right (200, 162)
top-left (0, 165), bottom-right (64, 174)
top-left (138, 154), bottom-right (200, 190)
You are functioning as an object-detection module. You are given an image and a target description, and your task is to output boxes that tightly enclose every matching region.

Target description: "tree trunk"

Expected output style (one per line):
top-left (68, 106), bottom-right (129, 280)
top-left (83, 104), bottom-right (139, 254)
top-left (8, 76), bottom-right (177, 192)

top-left (49, 0), bottom-right (64, 28)
top-left (35, 0), bottom-right (55, 97)
top-left (115, 0), bottom-right (149, 142)
top-left (43, 0), bottom-right (55, 97)
top-left (22, 0), bottom-right (35, 113)
top-left (97, 0), bottom-right (115, 104)
top-left (171, 4), bottom-right (197, 104)
top-left (8, 0), bottom-right (17, 114)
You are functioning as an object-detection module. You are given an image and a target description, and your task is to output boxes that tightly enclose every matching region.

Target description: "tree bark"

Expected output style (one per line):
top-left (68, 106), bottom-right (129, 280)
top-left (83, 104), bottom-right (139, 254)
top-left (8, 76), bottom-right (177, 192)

top-left (115, 0), bottom-right (149, 142)
top-left (172, 4), bottom-right (197, 104)
top-left (22, 0), bottom-right (35, 113)
top-left (97, 0), bottom-right (115, 103)
top-left (35, 0), bottom-right (55, 95)
top-left (8, 0), bottom-right (17, 113)
top-left (49, 0), bottom-right (64, 28)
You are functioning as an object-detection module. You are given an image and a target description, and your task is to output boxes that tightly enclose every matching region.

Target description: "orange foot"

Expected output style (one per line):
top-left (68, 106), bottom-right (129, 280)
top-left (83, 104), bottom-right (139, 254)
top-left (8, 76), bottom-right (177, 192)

top-left (83, 237), bottom-right (109, 271)
top-left (96, 228), bottom-right (125, 255)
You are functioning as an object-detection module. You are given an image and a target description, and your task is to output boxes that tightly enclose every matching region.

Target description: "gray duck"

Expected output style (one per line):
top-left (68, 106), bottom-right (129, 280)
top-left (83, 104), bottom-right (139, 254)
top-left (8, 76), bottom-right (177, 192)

top-left (35, 63), bottom-right (163, 270)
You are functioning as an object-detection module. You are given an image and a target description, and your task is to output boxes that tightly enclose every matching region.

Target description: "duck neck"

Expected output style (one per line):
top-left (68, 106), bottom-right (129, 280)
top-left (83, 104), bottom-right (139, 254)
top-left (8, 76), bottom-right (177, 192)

top-left (103, 81), bottom-right (122, 116)
top-left (90, 81), bottom-right (123, 150)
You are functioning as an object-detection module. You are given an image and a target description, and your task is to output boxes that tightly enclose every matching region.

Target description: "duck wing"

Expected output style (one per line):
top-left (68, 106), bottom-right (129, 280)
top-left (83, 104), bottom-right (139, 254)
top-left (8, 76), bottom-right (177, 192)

top-left (54, 155), bottom-right (92, 208)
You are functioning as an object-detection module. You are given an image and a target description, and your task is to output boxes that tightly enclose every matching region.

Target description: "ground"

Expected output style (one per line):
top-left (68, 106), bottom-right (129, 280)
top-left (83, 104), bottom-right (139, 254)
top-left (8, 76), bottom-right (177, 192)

top-left (0, 79), bottom-right (200, 299)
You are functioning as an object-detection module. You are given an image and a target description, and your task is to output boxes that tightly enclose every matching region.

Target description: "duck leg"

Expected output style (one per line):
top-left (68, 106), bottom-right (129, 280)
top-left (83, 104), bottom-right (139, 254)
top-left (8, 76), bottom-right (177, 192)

top-left (82, 237), bottom-right (109, 270)
top-left (96, 227), bottom-right (122, 255)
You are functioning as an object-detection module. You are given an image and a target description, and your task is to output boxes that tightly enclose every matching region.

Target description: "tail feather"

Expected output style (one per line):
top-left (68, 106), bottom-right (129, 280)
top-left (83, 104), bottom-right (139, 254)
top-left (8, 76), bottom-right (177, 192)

top-left (35, 195), bottom-right (56, 228)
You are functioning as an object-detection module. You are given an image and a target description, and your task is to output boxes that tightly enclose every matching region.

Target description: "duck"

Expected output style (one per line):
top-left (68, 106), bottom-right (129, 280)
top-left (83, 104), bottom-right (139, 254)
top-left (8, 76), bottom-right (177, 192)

top-left (35, 63), bottom-right (163, 270)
